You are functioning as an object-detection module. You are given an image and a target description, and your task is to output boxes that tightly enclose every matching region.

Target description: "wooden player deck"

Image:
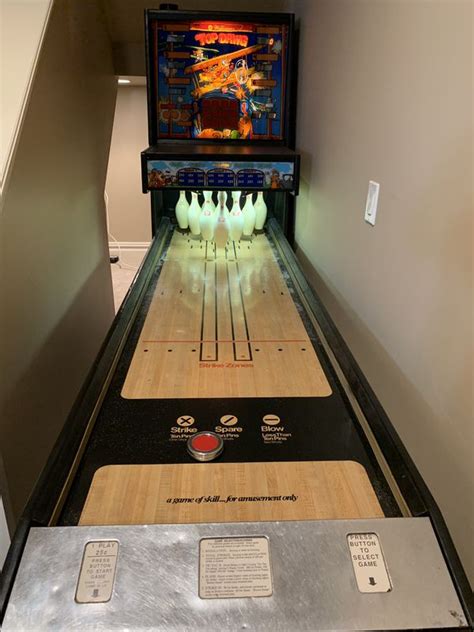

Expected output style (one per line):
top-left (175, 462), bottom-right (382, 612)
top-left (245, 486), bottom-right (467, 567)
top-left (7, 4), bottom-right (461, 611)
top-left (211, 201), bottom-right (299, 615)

top-left (79, 461), bottom-right (383, 525)
top-left (122, 231), bottom-right (332, 399)
top-left (77, 230), bottom-right (386, 527)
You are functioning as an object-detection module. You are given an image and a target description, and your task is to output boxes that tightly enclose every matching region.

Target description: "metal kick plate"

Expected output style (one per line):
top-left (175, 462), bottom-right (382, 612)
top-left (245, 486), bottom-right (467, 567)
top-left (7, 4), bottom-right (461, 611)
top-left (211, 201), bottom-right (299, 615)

top-left (3, 518), bottom-right (467, 631)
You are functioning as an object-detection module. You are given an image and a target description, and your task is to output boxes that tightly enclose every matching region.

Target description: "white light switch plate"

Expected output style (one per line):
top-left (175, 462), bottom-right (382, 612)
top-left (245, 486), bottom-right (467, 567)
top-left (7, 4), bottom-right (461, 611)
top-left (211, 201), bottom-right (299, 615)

top-left (365, 181), bottom-right (380, 226)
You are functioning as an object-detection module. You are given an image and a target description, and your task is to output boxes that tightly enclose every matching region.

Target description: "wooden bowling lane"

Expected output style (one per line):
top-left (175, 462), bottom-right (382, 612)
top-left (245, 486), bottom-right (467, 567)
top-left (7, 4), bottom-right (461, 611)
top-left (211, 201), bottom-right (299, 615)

top-left (121, 231), bottom-right (332, 399)
top-left (79, 461), bottom-right (383, 526)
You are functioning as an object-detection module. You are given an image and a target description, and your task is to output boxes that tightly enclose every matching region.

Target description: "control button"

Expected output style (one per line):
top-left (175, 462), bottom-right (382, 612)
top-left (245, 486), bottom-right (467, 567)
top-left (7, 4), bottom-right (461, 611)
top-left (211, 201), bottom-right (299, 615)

top-left (187, 431), bottom-right (224, 462)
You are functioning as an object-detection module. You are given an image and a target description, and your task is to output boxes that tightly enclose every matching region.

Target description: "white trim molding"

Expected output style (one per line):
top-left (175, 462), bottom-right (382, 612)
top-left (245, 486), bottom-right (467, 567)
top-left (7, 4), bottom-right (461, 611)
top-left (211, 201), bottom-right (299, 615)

top-left (109, 241), bottom-right (151, 251)
top-left (1, 0), bottom-right (54, 201)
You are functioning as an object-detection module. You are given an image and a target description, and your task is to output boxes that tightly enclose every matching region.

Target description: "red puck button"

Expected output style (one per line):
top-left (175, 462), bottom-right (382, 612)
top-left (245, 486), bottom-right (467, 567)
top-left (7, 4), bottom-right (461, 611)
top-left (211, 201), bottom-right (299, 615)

top-left (191, 434), bottom-right (219, 452)
top-left (187, 431), bottom-right (224, 462)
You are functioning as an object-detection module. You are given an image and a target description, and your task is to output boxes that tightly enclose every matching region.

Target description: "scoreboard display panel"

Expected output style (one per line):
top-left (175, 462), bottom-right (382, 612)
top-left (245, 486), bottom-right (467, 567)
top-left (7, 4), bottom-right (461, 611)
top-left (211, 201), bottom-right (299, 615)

top-left (145, 159), bottom-right (295, 190)
top-left (147, 13), bottom-right (292, 142)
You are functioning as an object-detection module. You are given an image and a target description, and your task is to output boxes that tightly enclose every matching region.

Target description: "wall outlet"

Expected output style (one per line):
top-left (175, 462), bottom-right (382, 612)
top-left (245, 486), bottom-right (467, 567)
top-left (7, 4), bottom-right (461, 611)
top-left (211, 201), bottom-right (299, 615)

top-left (365, 181), bottom-right (380, 226)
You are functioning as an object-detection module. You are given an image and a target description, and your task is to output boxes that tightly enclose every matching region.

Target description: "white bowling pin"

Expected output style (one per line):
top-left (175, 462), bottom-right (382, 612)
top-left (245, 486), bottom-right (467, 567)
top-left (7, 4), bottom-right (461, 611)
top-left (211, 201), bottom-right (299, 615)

top-left (188, 191), bottom-right (201, 236)
top-left (175, 190), bottom-right (189, 230)
top-left (229, 191), bottom-right (244, 242)
top-left (203, 190), bottom-right (216, 215)
top-left (199, 201), bottom-right (215, 241)
top-left (254, 191), bottom-right (268, 230)
top-left (242, 192), bottom-right (256, 236)
top-left (218, 191), bottom-right (230, 218)
top-left (231, 191), bottom-right (241, 206)
top-left (214, 191), bottom-right (230, 248)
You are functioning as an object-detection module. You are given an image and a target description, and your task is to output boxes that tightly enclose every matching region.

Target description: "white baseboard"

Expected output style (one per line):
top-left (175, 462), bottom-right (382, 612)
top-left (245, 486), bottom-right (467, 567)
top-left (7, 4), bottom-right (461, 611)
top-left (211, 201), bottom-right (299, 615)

top-left (0, 496), bottom-right (10, 571)
top-left (109, 241), bottom-right (151, 251)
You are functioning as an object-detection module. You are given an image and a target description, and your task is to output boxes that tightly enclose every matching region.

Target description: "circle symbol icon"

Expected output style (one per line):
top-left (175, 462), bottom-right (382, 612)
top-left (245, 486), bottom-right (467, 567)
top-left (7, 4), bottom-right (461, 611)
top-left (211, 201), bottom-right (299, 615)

top-left (220, 414), bottom-right (238, 426)
top-left (177, 415), bottom-right (195, 427)
top-left (263, 414), bottom-right (280, 426)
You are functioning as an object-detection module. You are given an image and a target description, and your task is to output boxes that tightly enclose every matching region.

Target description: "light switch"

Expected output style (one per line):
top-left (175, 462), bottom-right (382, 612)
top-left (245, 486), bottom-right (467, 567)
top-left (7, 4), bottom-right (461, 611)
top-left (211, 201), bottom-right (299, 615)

top-left (364, 181), bottom-right (380, 226)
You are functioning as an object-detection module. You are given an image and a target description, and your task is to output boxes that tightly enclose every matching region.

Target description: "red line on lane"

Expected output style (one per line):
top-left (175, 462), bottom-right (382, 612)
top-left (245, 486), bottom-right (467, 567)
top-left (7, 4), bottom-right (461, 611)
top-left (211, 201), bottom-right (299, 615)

top-left (142, 339), bottom-right (308, 343)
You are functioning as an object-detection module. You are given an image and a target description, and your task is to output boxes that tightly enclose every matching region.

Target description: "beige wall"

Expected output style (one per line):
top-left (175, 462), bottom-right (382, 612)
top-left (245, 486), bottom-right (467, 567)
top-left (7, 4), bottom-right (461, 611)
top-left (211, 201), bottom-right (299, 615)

top-left (293, 0), bottom-right (473, 584)
top-left (105, 85), bottom-right (151, 244)
top-left (0, 0), bottom-right (116, 522)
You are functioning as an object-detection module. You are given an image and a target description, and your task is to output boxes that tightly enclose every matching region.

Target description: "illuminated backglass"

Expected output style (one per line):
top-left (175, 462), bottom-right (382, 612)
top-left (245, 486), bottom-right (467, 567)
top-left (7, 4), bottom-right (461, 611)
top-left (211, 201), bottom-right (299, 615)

top-left (150, 17), bottom-right (290, 141)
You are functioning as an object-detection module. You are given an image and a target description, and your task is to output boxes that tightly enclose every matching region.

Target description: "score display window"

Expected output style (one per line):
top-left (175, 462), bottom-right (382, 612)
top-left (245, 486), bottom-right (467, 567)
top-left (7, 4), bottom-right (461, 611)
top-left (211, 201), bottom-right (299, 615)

top-left (237, 169), bottom-right (265, 188)
top-left (207, 168), bottom-right (236, 187)
top-left (177, 168), bottom-right (206, 187)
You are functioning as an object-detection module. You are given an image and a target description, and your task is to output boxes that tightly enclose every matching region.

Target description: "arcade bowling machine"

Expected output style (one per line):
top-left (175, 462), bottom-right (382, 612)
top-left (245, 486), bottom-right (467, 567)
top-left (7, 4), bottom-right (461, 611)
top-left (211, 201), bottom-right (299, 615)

top-left (0, 9), bottom-right (472, 631)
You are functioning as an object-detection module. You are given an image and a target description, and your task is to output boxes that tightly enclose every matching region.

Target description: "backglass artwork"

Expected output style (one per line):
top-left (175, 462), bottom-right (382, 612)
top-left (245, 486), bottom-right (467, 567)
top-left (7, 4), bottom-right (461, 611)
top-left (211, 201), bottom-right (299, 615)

top-left (151, 17), bottom-right (289, 141)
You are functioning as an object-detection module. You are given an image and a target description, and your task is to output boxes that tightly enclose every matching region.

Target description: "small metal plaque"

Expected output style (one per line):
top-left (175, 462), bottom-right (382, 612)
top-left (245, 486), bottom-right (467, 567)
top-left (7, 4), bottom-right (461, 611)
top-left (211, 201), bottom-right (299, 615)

top-left (347, 533), bottom-right (391, 593)
top-left (199, 536), bottom-right (273, 599)
top-left (75, 540), bottom-right (119, 604)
